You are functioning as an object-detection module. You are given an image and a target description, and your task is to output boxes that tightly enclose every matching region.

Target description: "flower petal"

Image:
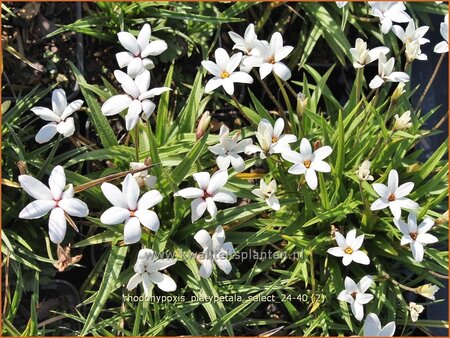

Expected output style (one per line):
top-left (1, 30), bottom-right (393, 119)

top-left (351, 251), bottom-right (370, 265)
top-left (228, 71), bottom-right (253, 84)
top-left (35, 123), bottom-right (58, 144)
top-left (101, 95), bottom-right (133, 116)
top-left (373, 183), bottom-right (389, 198)
top-left (49, 165), bottom-right (66, 200)
top-left (116, 51), bottom-right (134, 68)
top-left (305, 168), bottom-right (318, 190)
top-left (138, 190), bottom-right (163, 210)
top-left (141, 40), bottom-right (168, 57)
top-left (100, 206), bottom-right (130, 225)
top-left (19, 175), bottom-right (53, 200)
top-left (193, 172), bottom-right (210, 190)
top-left (300, 138), bottom-right (312, 156)
top-left (101, 183), bottom-right (127, 208)
top-left (202, 60), bottom-right (221, 77)
top-left (212, 189), bottom-right (237, 204)
top-left (137, 23), bottom-right (151, 51)
top-left (61, 100), bottom-right (83, 120)
top-left (118, 32), bottom-right (140, 55)
top-left (311, 160), bottom-right (331, 173)
top-left (194, 229), bottom-right (212, 250)
top-left (199, 258), bottom-right (213, 278)
top-left (364, 313), bottom-right (382, 336)
top-left (191, 197), bottom-right (207, 222)
top-left (204, 77), bottom-right (222, 94)
top-left (388, 169), bottom-right (399, 192)
top-left (273, 62), bottom-right (291, 81)
top-left (52, 89), bottom-right (67, 116)
top-left (19, 200), bottom-right (56, 219)
top-left (313, 146), bottom-right (333, 161)
top-left (31, 107), bottom-right (60, 122)
top-left (126, 273), bottom-right (142, 291)
top-left (148, 272), bottom-right (177, 292)
top-left (123, 174), bottom-right (140, 210)
top-left (395, 182), bottom-right (414, 198)
top-left (327, 247), bottom-right (345, 257)
top-left (370, 198), bottom-right (389, 211)
top-left (48, 207), bottom-right (67, 244)
top-left (124, 216), bottom-right (142, 244)
top-left (174, 187), bottom-right (204, 199)
top-left (358, 275), bottom-right (373, 292)
top-left (267, 194), bottom-right (280, 211)
top-left (207, 170), bottom-right (228, 194)
top-left (389, 201), bottom-right (402, 219)
top-left (135, 209), bottom-right (160, 231)
top-left (417, 233), bottom-right (438, 245)
top-left (205, 197), bottom-right (218, 220)
top-left (58, 198), bottom-right (89, 217)
top-left (215, 258), bottom-right (232, 274)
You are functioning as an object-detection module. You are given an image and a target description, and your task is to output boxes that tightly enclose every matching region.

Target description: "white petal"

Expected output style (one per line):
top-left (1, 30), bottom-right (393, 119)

top-left (52, 89), bottom-right (67, 116)
top-left (358, 275), bottom-right (373, 292)
top-left (141, 100), bottom-right (156, 120)
top-left (267, 194), bottom-right (280, 211)
top-left (56, 118), bottom-right (75, 138)
top-left (61, 100), bottom-right (83, 120)
top-left (205, 197), bottom-right (218, 220)
top-left (305, 169), bottom-right (318, 190)
top-left (418, 217), bottom-right (434, 234)
top-left (135, 70), bottom-right (151, 95)
top-left (101, 183), bottom-right (127, 208)
top-left (373, 183), bottom-right (389, 198)
top-left (199, 259), bottom-right (213, 278)
top-left (226, 52), bottom-right (243, 73)
top-left (101, 95), bottom-right (133, 116)
top-left (379, 322), bottom-right (396, 336)
top-left (100, 206), bottom-right (130, 225)
top-left (259, 63), bottom-right (273, 79)
top-left (191, 197), bottom-right (207, 222)
top-left (148, 259), bottom-right (177, 272)
top-left (31, 107), bottom-right (60, 122)
top-left (313, 146), bottom-right (332, 161)
top-left (137, 24), bottom-right (151, 51)
top-left (221, 78), bottom-right (235, 95)
top-left (123, 174), bottom-right (140, 210)
top-left (58, 198), bottom-right (89, 217)
top-left (229, 153), bottom-right (245, 172)
top-left (273, 62), bottom-right (291, 81)
top-left (275, 46), bottom-right (294, 62)
top-left (19, 175), bottom-right (53, 200)
top-left (228, 71), bottom-right (253, 84)
top-left (174, 187), bottom-right (204, 199)
top-left (35, 123), bottom-right (58, 144)
top-left (364, 313), bottom-right (382, 336)
top-left (116, 51), bottom-right (134, 68)
top-left (351, 302), bottom-right (364, 321)
top-left (48, 165), bottom-right (66, 200)
top-left (311, 160), bottom-right (331, 173)
top-left (327, 247), bottom-right (345, 257)
top-left (193, 172), bottom-right (210, 191)
top-left (148, 272), bottom-right (177, 292)
top-left (118, 32), bottom-right (140, 55)
top-left (417, 233), bottom-right (438, 245)
top-left (342, 254), bottom-right (353, 266)
top-left (288, 163), bottom-right (307, 175)
top-left (135, 209), bottom-right (160, 231)
top-left (138, 190), bottom-right (163, 210)
top-left (300, 138), bottom-right (312, 156)
top-left (335, 231), bottom-right (347, 248)
top-left (207, 170), bottom-right (228, 194)
top-left (214, 48), bottom-right (230, 71)
top-left (282, 150), bottom-right (302, 164)
top-left (395, 198), bottom-right (419, 212)
top-left (351, 234), bottom-right (364, 250)
top-left (127, 58), bottom-right (145, 79)
top-left (141, 40), bottom-right (168, 57)
top-left (351, 251), bottom-right (370, 265)
top-left (216, 155), bottom-right (231, 170)
top-left (126, 273), bottom-right (142, 291)
top-left (370, 198), bottom-right (389, 211)
top-left (48, 207), bottom-right (67, 244)
top-left (389, 201), bottom-right (402, 219)
top-left (395, 182), bottom-right (414, 198)
top-left (434, 41), bottom-right (448, 54)
top-left (194, 229), bottom-right (212, 250)
top-left (369, 75), bottom-right (384, 89)
top-left (212, 190), bottom-right (237, 204)
top-left (202, 60), bottom-right (221, 77)
top-left (114, 70), bottom-right (140, 98)
top-left (19, 200), bottom-right (56, 219)
top-left (124, 216), bottom-right (142, 244)
top-left (204, 77), bottom-right (223, 94)
top-left (139, 87), bottom-right (171, 100)
top-left (344, 276), bottom-right (358, 292)
top-left (356, 293), bottom-right (374, 305)
top-left (215, 258), bottom-right (232, 274)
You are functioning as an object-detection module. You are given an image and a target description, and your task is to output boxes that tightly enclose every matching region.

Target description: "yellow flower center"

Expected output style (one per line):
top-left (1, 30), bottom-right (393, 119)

top-left (221, 71), bottom-right (230, 79)
top-left (344, 247), bottom-right (353, 255)
top-left (304, 160), bottom-right (311, 168)
top-left (271, 136), bottom-right (278, 143)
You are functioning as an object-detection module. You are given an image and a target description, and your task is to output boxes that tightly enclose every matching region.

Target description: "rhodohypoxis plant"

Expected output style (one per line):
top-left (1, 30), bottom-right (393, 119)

top-left (101, 70), bottom-right (170, 130)
top-left (327, 229), bottom-right (370, 266)
top-left (357, 160), bottom-right (374, 182)
top-left (32, 89), bottom-right (83, 144)
top-left (370, 169), bottom-right (419, 219)
top-left (392, 19), bottom-right (429, 46)
top-left (126, 248), bottom-right (177, 295)
top-left (245, 118), bottom-right (297, 159)
top-left (251, 179), bottom-right (280, 211)
top-left (282, 138), bottom-right (332, 190)
top-left (194, 225), bottom-right (234, 278)
top-left (338, 276), bottom-right (374, 321)
top-left (369, 53), bottom-right (410, 89)
top-left (350, 38), bottom-right (389, 69)
top-left (174, 171), bottom-right (237, 222)
top-left (434, 14), bottom-right (448, 53)
top-left (393, 110), bottom-right (412, 130)
top-left (368, 1), bottom-right (411, 34)
top-left (394, 213), bottom-right (438, 262)
top-left (100, 174), bottom-right (163, 244)
top-left (202, 48), bottom-right (253, 95)
top-left (363, 313), bottom-right (396, 336)
top-left (19, 166), bottom-right (89, 244)
top-left (208, 125), bottom-right (253, 172)
top-left (130, 162), bottom-right (157, 189)
top-left (116, 23), bottom-right (168, 77)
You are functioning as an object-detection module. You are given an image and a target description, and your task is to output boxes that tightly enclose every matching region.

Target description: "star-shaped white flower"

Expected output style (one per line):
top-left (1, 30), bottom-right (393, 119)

top-left (369, 53), bottom-right (409, 89)
top-left (130, 162), bottom-right (157, 189)
top-left (363, 313), bottom-right (396, 336)
top-left (228, 23), bottom-right (259, 56)
top-left (370, 169), bottom-right (419, 219)
top-left (244, 32), bottom-right (294, 80)
top-left (201, 48), bottom-right (253, 95)
top-left (394, 213), bottom-right (438, 262)
top-left (116, 23), bottom-right (168, 78)
top-left (100, 174), bottom-right (163, 244)
top-left (281, 138), bottom-right (332, 190)
top-left (327, 229), bottom-right (370, 266)
top-left (251, 179), bottom-right (280, 211)
top-left (393, 110), bottom-right (412, 130)
top-left (244, 118), bottom-right (297, 159)
top-left (194, 225), bottom-right (234, 278)
top-left (405, 40), bottom-right (427, 62)
top-left (338, 276), bottom-right (374, 321)
top-left (19, 165), bottom-right (89, 244)
top-left (368, 2), bottom-right (411, 34)
top-left (357, 160), bottom-right (374, 181)
top-left (31, 89), bottom-right (83, 144)
top-left (174, 171), bottom-right (237, 222)
top-left (350, 38), bottom-right (389, 69)
top-left (434, 14), bottom-right (448, 54)
top-left (392, 19), bottom-right (429, 46)
top-left (126, 249), bottom-right (177, 295)
top-left (416, 283), bottom-right (439, 300)
top-left (208, 125), bottom-right (252, 172)
top-left (101, 70), bottom-right (170, 130)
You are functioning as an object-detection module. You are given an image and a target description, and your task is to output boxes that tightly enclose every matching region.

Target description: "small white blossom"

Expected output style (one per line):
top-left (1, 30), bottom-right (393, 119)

top-left (368, 2), bottom-right (411, 34)
top-left (19, 166), bottom-right (89, 244)
top-left (327, 229), bottom-right (370, 266)
top-left (116, 24), bottom-right (168, 78)
top-left (282, 138), bottom-right (332, 190)
top-left (100, 174), bottom-right (163, 244)
top-left (363, 313), bottom-right (396, 336)
top-left (228, 23), bottom-right (260, 56)
top-left (405, 40), bottom-right (427, 62)
top-left (369, 53), bottom-right (409, 89)
top-left (350, 38), bottom-right (389, 69)
top-left (416, 283), bottom-right (440, 300)
top-left (194, 225), bottom-right (234, 278)
top-left (245, 118), bottom-right (297, 159)
top-left (408, 302), bottom-right (424, 322)
top-left (338, 276), bottom-right (374, 321)
top-left (101, 70), bottom-right (170, 130)
top-left (393, 110), bottom-right (412, 130)
top-left (394, 213), bottom-right (438, 262)
top-left (252, 179), bottom-right (280, 211)
top-left (201, 48), bottom-right (253, 96)
top-left (130, 162), bottom-right (157, 189)
top-left (392, 19), bottom-right (430, 46)
top-left (174, 171), bottom-right (236, 222)
top-left (434, 14), bottom-right (448, 54)
top-left (208, 125), bottom-right (253, 172)
top-left (126, 249), bottom-right (177, 295)
top-left (370, 169), bottom-right (419, 219)
top-left (357, 160), bottom-right (374, 181)
top-left (31, 89), bottom-right (83, 144)
top-left (336, 2), bottom-right (348, 8)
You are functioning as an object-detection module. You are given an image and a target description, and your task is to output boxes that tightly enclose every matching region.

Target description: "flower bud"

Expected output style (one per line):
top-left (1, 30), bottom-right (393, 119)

top-left (196, 111), bottom-right (211, 140)
top-left (408, 302), bottom-right (424, 322)
top-left (393, 110), bottom-right (412, 131)
top-left (391, 83), bottom-right (406, 102)
top-left (357, 160), bottom-right (374, 181)
top-left (296, 92), bottom-right (308, 117)
top-left (416, 283), bottom-right (439, 300)
top-left (313, 139), bottom-right (321, 151)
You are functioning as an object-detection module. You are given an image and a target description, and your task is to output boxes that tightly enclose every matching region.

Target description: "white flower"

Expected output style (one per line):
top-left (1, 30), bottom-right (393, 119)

top-left (194, 225), bottom-right (234, 278)
top-left (126, 249), bottom-right (177, 295)
top-left (244, 32), bottom-right (294, 80)
top-left (363, 313), bottom-right (396, 336)
top-left (245, 118), bottom-right (297, 159)
top-left (228, 23), bottom-right (259, 56)
top-left (327, 229), bottom-right (370, 266)
top-left (174, 170), bottom-right (237, 222)
top-left (393, 110), bottom-right (412, 130)
top-left (369, 53), bottom-right (410, 89)
top-left (434, 14), bottom-right (448, 54)
top-left (408, 302), bottom-right (424, 322)
top-left (130, 162), bottom-right (157, 189)
top-left (350, 38), bottom-right (389, 69)
top-left (370, 169), bottom-right (419, 219)
top-left (251, 179), bottom-right (280, 211)
top-left (336, 2), bottom-right (348, 8)
top-left (116, 24), bottom-right (168, 78)
top-left (392, 19), bottom-right (430, 46)
top-left (281, 138), bottom-right (332, 190)
top-left (208, 125), bottom-right (253, 172)
top-left (394, 213), bottom-right (438, 262)
top-left (416, 283), bottom-right (440, 300)
top-left (101, 70), bottom-right (170, 130)
top-left (100, 174), bottom-right (163, 244)
top-left (19, 165), bottom-right (89, 244)
top-left (405, 40), bottom-right (427, 62)
top-left (31, 89), bottom-right (83, 144)
top-left (201, 48), bottom-right (253, 95)
top-left (337, 276), bottom-right (374, 321)
top-left (357, 160), bottom-right (374, 181)
top-left (368, 2), bottom-right (411, 34)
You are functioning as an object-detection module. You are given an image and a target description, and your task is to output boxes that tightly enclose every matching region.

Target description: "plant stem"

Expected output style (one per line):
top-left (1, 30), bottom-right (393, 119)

top-left (414, 53), bottom-right (446, 114)
top-left (252, 69), bottom-right (286, 118)
top-left (134, 126), bottom-right (139, 162)
top-left (274, 75), bottom-right (294, 133)
top-left (382, 272), bottom-right (417, 292)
